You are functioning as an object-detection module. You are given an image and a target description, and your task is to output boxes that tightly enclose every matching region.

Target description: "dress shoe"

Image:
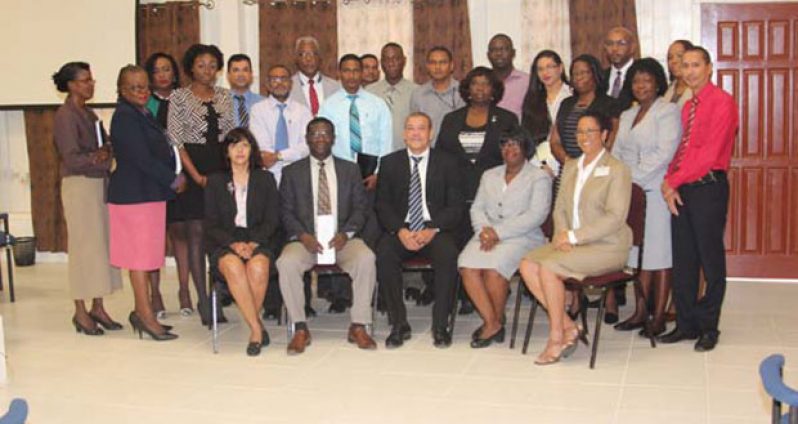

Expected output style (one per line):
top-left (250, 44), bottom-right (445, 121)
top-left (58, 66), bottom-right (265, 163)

top-left (471, 325), bottom-right (484, 342)
top-left (470, 326), bottom-right (505, 348)
top-left (72, 316), bottom-right (104, 336)
top-left (657, 327), bottom-right (698, 344)
top-left (287, 329), bottom-right (311, 355)
top-left (385, 323), bottom-right (412, 349)
top-left (405, 287), bottom-right (422, 303)
top-left (433, 328), bottom-right (452, 348)
top-left (88, 312), bottom-right (123, 331)
top-left (246, 341), bottom-right (261, 356)
top-left (458, 299), bottom-right (475, 315)
top-left (261, 329), bottom-right (270, 347)
top-left (328, 299), bottom-right (348, 314)
top-left (604, 312), bottom-right (619, 325)
top-left (694, 332), bottom-right (719, 352)
top-left (347, 324), bottom-right (377, 350)
top-left (304, 305), bottom-right (317, 318)
top-left (638, 323), bottom-right (666, 338)
top-left (198, 301), bottom-right (228, 326)
top-left (614, 318), bottom-right (645, 331)
top-left (128, 312), bottom-right (177, 341)
top-left (419, 287), bottom-right (435, 306)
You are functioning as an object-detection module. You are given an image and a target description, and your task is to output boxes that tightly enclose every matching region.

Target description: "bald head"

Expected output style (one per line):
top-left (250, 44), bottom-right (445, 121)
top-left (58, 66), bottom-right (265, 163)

top-left (604, 27), bottom-right (636, 67)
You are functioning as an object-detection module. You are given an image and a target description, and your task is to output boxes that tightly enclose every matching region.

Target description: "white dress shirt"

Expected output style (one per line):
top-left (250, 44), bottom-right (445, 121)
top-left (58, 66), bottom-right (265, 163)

top-left (233, 182), bottom-right (248, 228)
top-left (403, 148), bottom-right (432, 223)
top-left (606, 59), bottom-right (634, 97)
top-left (568, 149), bottom-right (606, 244)
top-left (249, 96), bottom-right (312, 184)
top-left (299, 72), bottom-right (328, 106)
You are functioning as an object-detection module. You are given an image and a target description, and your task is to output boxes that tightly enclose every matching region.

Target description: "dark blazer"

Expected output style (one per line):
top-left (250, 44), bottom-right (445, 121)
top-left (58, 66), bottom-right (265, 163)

top-left (435, 105), bottom-right (519, 200)
top-left (376, 148), bottom-right (465, 234)
top-left (603, 67), bottom-right (634, 112)
top-left (280, 156), bottom-right (367, 240)
top-left (108, 98), bottom-right (177, 204)
top-left (204, 169), bottom-right (280, 252)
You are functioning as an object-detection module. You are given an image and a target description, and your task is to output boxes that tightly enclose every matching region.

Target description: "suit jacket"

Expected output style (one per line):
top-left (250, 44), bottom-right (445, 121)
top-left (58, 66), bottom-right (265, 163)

top-left (435, 105), bottom-right (519, 200)
top-left (554, 151), bottom-right (632, 249)
top-left (604, 67), bottom-right (634, 112)
top-left (376, 148), bottom-right (465, 234)
top-left (108, 98), bottom-right (177, 204)
top-left (279, 156), bottom-right (367, 240)
top-left (289, 73), bottom-right (341, 111)
top-left (204, 169), bottom-right (280, 252)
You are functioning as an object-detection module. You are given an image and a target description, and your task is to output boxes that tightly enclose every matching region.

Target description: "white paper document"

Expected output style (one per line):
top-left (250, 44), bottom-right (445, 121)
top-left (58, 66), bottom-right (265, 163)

top-left (315, 214), bottom-right (336, 265)
top-left (94, 120), bottom-right (104, 148)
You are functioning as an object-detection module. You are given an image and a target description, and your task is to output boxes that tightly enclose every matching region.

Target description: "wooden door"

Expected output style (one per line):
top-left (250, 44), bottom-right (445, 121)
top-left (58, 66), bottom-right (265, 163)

top-left (702, 3), bottom-right (798, 278)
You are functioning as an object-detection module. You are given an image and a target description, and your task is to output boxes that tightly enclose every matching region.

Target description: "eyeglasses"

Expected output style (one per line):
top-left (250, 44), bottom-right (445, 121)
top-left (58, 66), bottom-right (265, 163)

top-left (575, 128), bottom-right (602, 136)
top-left (268, 76), bottom-right (290, 82)
top-left (296, 51), bottom-right (318, 59)
top-left (604, 39), bottom-right (631, 48)
top-left (308, 130), bottom-right (332, 138)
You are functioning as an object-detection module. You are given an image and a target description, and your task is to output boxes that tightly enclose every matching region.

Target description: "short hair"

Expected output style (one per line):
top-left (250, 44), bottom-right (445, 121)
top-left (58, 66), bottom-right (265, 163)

top-left (52, 61), bottom-right (90, 93)
top-left (426, 46), bottom-right (453, 62)
top-left (182, 44), bottom-right (224, 79)
top-left (221, 127), bottom-right (262, 170)
top-left (266, 64), bottom-right (291, 75)
top-left (685, 46), bottom-right (713, 64)
top-left (360, 53), bottom-right (378, 63)
top-left (606, 26), bottom-right (636, 42)
top-left (338, 53), bottom-right (362, 69)
top-left (489, 33), bottom-right (514, 48)
top-left (499, 127), bottom-right (533, 158)
top-left (295, 36), bottom-right (320, 52)
top-left (144, 52), bottom-right (180, 90)
top-left (459, 66), bottom-right (504, 106)
top-left (405, 111), bottom-right (433, 130)
top-left (671, 39), bottom-right (695, 51)
top-left (625, 58), bottom-right (669, 98)
top-left (381, 42), bottom-right (404, 55)
top-left (570, 54), bottom-right (606, 94)
top-left (579, 111), bottom-right (612, 133)
top-left (116, 64), bottom-right (147, 95)
top-left (227, 53), bottom-right (252, 70)
top-left (306, 116), bottom-right (335, 136)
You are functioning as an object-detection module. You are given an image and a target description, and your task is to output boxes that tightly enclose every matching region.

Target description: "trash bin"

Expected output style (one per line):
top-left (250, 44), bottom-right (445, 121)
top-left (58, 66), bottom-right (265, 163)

top-left (11, 236), bottom-right (36, 267)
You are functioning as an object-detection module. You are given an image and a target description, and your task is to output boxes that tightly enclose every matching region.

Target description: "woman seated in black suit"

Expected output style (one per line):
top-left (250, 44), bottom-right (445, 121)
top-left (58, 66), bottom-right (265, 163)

top-left (204, 128), bottom-right (280, 356)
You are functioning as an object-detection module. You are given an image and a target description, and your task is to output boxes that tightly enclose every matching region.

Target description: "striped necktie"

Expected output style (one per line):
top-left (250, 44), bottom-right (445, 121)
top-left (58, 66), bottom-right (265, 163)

top-left (235, 95), bottom-right (249, 127)
top-left (317, 160), bottom-right (332, 215)
top-left (610, 70), bottom-right (622, 98)
top-left (408, 156), bottom-right (425, 231)
top-left (671, 96), bottom-right (700, 171)
top-left (347, 94), bottom-right (362, 154)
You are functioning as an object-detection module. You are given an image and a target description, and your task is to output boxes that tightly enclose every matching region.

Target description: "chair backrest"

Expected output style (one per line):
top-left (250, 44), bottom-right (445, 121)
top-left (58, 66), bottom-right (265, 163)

top-left (627, 184), bottom-right (646, 248)
top-left (759, 354), bottom-right (798, 424)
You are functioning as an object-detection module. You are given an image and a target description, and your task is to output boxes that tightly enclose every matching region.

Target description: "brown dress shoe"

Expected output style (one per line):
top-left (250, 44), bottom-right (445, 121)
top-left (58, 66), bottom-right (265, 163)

top-left (287, 329), bottom-right (311, 355)
top-left (347, 324), bottom-right (377, 350)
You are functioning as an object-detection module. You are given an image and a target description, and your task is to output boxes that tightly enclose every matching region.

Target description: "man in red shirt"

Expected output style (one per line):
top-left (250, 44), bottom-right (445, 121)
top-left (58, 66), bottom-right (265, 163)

top-left (658, 46), bottom-right (738, 352)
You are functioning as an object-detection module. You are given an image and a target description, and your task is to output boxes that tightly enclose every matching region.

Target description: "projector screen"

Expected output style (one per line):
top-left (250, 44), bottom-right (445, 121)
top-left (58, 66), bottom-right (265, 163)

top-left (0, 0), bottom-right (137, 107)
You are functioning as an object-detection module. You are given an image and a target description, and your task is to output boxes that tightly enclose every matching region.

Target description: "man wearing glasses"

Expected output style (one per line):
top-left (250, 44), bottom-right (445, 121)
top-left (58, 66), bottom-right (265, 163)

top-left (289, 36), bottom-right (341, 116)
top-left (603, 27), bottom-right (637, 111)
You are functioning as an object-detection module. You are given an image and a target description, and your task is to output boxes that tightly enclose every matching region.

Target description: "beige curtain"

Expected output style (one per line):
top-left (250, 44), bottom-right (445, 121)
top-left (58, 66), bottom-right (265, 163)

top-left (521, 0), bottom-right (573, 69)
top-left (337, 0), bottom-right (414, 70)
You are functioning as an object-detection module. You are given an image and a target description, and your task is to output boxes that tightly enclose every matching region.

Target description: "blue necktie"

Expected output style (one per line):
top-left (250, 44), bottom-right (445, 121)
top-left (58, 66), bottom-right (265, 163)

top-left (408, 156), bottom-right (424, 231)
top-left (235, 95), bottom-right (249, 127)
top-left (275, 103), bottom-right (289, 152)
top-left (347, 94), bottom-right (362, 154)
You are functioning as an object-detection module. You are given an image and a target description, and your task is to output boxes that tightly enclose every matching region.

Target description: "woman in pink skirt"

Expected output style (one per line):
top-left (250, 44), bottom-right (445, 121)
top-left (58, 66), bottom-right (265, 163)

top-left (108, 65), bottom-right (185, 341)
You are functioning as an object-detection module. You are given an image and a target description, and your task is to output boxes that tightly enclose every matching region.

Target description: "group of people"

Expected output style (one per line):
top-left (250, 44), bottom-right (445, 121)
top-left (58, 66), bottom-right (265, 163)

top-left (50, 27), bottom-right (737, 363)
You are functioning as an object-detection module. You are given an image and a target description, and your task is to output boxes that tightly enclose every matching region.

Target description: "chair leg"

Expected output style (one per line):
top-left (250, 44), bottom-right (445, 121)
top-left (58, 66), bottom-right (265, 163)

top-left (447, 273), bottom-right (460, 335)
top-left (522, 299), bottom-right (538, 355)
top-left (589, 290), bottom-right (607, 369)
top-left (211, 286), bottom-right (219, 354)
top-left (509, 277), bottom-right (523, 349)
top-left (579, 290), bottom-right (589, 337)
top-left (6, 248), bottom-right (14, 302)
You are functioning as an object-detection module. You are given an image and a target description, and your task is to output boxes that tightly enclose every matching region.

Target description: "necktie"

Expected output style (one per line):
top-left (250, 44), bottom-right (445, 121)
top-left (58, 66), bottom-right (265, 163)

top-left (671, 97), bottom-right (700, 171)
top-left (408, 156), bottom-right (425, 231)
top-left (308, 79), bottom-right (320, 116)
top-left (348, 94), bottom-right (362, 154)
top-left (317, 160), bottom-right (332, 215)
top-left (275, 103), bottom-right (289, 152)
top-left (610, 70), bottom-right (622, 99)
top-left (235, 95), bottom-right (249, 127)
top-left (385, 86), bottom-right (396, 110)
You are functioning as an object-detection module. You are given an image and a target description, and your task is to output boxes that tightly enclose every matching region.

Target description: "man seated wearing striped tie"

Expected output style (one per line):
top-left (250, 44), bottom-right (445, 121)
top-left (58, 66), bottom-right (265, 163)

top-left (375, 112), bottom-right (466, 349)
top-left (276, 117), bottom-right (378, 355)
top-left (227, 54), bottom-right (264, 128)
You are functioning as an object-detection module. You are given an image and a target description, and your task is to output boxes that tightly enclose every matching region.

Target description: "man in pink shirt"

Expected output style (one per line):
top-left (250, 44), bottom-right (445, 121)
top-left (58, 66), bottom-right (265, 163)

top-left (488, 34), bottom-right (529, 120)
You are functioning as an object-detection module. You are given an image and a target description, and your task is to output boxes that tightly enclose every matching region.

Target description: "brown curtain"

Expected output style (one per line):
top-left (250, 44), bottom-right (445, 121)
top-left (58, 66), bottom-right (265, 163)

top-left (568, 0), bottom-right (639, 68)
top-left (412, 0), bottom-right (473, 84)
top-left (137, 1), bottom-right (201, 83)
top-left (24, 109), bottom-right (67, 252)
top-left (258, 0), bottom-right (338, 94)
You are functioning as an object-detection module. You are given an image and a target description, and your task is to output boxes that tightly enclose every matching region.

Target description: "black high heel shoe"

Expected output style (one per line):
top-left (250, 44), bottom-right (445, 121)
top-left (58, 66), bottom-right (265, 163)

top-left (88, 312), bottom-right (123, 331)
top-left (128, 312), bottom-right (178, 341)
top-left (470, 327), bottom-right (505, 348)
top-left (72, 316), bottom-right (104, 336)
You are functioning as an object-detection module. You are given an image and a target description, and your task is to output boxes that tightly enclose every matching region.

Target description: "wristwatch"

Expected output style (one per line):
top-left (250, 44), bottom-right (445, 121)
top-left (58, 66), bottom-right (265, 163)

top-left (276, 152), bottom-right (283, 161)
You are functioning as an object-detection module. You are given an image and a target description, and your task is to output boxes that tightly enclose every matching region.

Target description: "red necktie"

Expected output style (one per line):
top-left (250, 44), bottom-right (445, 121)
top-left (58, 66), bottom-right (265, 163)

top-left (308, 79), bottom-right (320, 116)
top-left (671, 97), bottom-right (700, 171)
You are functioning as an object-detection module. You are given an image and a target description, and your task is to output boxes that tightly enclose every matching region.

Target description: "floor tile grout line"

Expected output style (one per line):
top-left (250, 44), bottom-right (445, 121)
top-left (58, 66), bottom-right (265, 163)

top-left (705, 351), bottom-right (711, 424)
top-left (612, 331), bottom-right (635, 424)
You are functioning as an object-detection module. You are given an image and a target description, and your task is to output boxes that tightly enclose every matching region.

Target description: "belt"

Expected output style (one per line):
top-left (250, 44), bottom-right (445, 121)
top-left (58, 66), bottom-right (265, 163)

top-left (686, 170), bottom-right (726, 187)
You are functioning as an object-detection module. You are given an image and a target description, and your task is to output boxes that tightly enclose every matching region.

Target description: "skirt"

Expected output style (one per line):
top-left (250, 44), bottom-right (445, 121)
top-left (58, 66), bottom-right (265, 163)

top-left (108, 201), bottom-right (167, 271)
top-left (458, 235), bottom-right (539, 280)
top-left (524, 242), bottom-right (629, 281)
top-left (61, 176), bottom-right (122, 299)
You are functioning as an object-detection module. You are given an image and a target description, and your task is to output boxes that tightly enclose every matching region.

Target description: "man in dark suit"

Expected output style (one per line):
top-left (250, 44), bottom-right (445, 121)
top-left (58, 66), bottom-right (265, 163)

top-left (603, 26), bottom-right (636, 111)
top-left (276, 117), bottom-right (378, 355)
top-left (376, 112), bottom-right (466, 349)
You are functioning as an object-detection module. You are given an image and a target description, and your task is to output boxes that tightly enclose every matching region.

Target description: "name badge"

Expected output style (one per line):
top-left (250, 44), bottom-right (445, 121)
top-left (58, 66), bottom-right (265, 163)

top-left (593, 166), bottom-right (610, 177)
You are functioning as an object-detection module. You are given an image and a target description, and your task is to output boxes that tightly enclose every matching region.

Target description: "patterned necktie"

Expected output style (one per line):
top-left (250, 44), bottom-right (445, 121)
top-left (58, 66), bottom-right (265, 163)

top-left (408, 156), bottom-right (425, 231)
top-left (317, 160), bottom-right (332, 215)
top-left (308, 79), bottom-right (320, 116)
top-left (385, 86), bottom-right (396, 110)
top-left (348, 94), bottom-right (362, 154)
top-left (671, 97), bottom-right (700, 171)
top-left (235, 95), bottom-right (249, 127)
top-left (275, 103), bottom-right (289, 152)
top-left (610, 70), bottom-right (622, 99)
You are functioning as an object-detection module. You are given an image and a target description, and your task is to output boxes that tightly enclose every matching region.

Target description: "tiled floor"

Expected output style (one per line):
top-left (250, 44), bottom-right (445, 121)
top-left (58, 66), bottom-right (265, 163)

top-left (0, 262), bottom-right (795, 423)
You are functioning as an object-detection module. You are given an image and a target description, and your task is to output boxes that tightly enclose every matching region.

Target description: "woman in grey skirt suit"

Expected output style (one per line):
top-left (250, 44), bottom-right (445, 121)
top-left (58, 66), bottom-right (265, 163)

top-left (459, 129), bottom-right (552, 348)
top-left (612, 58), bottom-right (681, 336)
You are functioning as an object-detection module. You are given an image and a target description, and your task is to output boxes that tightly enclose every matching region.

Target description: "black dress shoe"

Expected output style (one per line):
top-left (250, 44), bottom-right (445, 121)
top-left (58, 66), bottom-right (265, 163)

top-left (614, 319), bottom-right (645, 331)
top-left (385, 323), bottom-right (412, 349)
top-left (471, 325), bottom-right (483, 342)
top-left (261, 329), bottom-right (270, 347)
top-left (433, 328), bottom-right (452, 348)
top-left (328, 299), bottom-right (348, 314)
top-left (604, 312), bottom-right (619, 325)
top-left (470, 327), bottom-right (505, 348)
top-left (657, 327), bottom-right (698, 344)
top-left (246, 341), bottom-right (261, 356)
top-left (694, 332), bottom-right (719, 352)
top-left (419, 288), bottom-right (435, 306)
top-left (458, 299), bottom-right (474, 315)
